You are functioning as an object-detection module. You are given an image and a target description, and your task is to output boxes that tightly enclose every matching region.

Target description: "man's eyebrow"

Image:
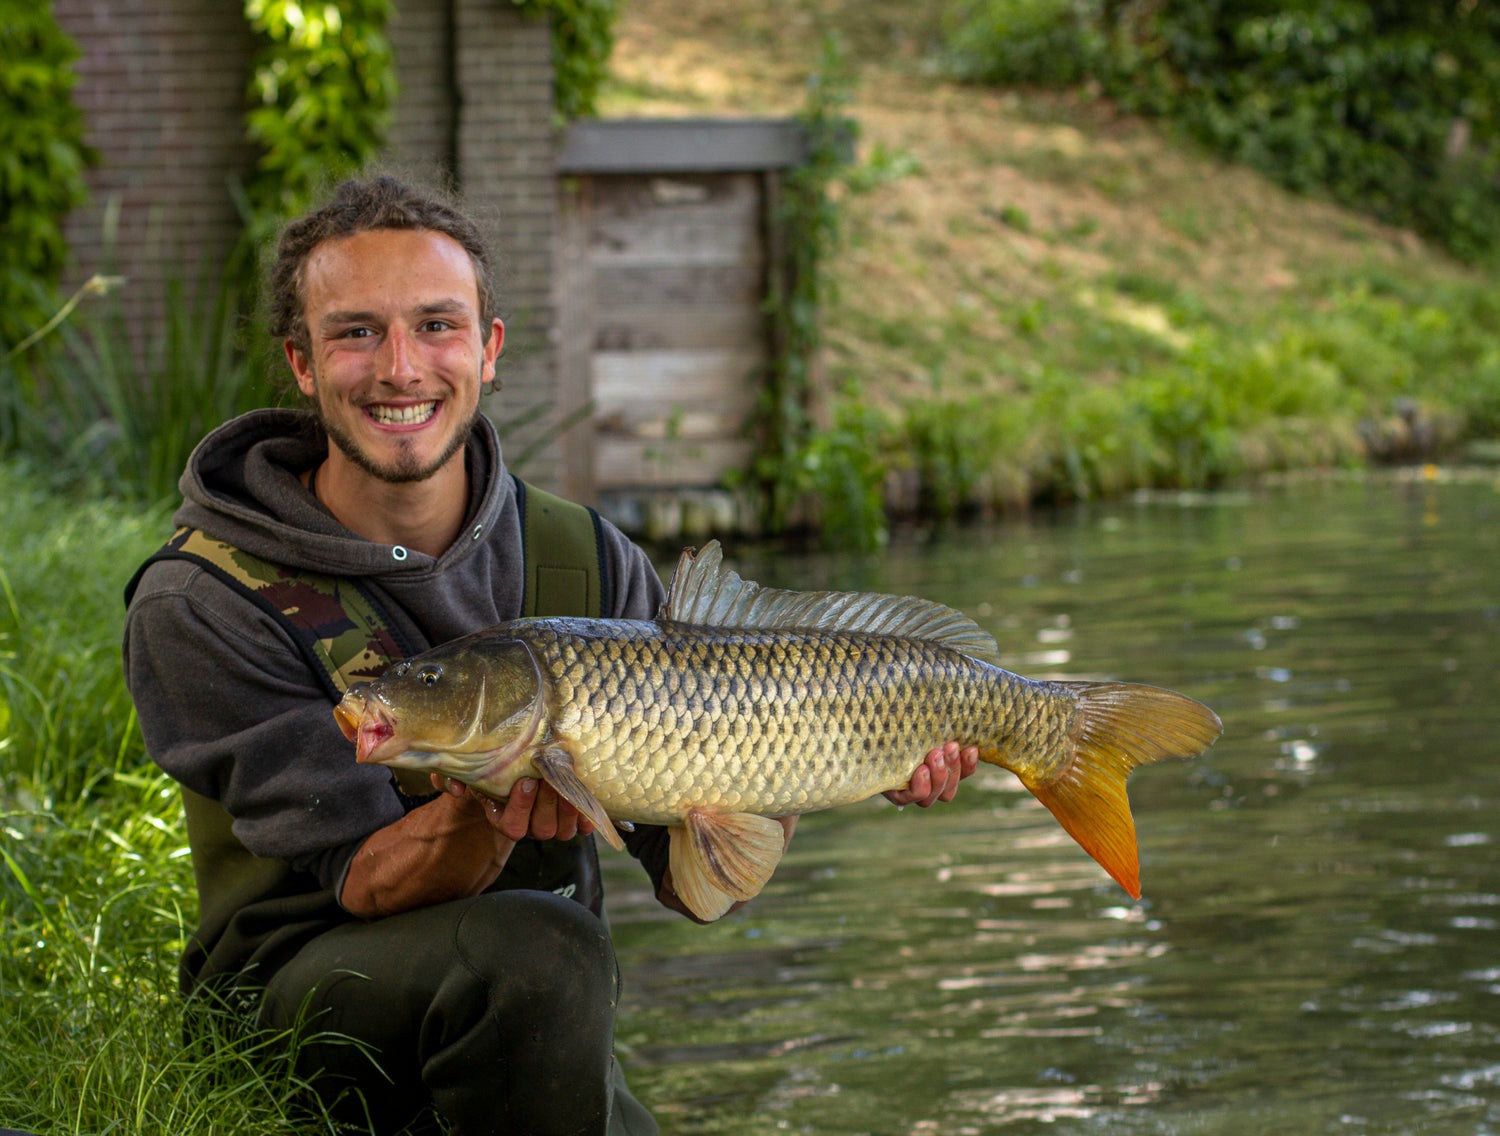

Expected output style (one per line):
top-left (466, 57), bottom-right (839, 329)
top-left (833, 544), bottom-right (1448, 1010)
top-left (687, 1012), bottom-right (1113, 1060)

top-left (414, 300), bottom-right (472, 317)
top-left (317, 300), bottom-right (472, 330)
top-left (319, 309), bottom-right (380, 329)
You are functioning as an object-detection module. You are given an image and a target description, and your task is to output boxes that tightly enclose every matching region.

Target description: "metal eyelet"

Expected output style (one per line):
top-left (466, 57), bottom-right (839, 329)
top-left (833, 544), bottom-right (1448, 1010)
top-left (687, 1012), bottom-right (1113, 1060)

top-left (392, 545), bottom-right (409, 561)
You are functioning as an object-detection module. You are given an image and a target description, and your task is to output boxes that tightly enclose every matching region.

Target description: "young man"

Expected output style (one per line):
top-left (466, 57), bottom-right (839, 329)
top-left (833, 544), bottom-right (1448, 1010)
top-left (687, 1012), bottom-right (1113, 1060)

top-left (123, 176), bottom-right (975, 1135)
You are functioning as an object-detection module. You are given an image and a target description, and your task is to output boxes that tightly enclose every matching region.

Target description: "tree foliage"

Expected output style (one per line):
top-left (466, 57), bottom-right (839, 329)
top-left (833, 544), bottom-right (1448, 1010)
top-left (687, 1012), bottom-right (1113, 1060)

top-left (0, 1), bottom-right (93, 351)
top-left (944, 0), bottom-right (1500, 262)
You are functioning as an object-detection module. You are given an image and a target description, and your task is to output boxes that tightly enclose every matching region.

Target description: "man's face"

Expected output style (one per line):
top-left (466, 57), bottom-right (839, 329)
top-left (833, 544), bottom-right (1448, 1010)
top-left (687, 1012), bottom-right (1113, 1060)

top-left (285, 228), bottom-right (504, 485)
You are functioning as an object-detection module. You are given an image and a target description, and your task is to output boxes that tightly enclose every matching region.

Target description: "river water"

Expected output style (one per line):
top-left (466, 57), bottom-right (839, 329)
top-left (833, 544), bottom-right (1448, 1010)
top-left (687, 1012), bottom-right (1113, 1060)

top-left (601, 471), bottom-right (1500, 1136)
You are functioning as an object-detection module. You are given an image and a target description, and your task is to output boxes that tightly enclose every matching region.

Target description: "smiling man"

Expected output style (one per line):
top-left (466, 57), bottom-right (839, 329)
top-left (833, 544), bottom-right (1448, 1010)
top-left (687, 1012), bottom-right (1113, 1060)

top-left (122, 176), bottom-right (975, 1136)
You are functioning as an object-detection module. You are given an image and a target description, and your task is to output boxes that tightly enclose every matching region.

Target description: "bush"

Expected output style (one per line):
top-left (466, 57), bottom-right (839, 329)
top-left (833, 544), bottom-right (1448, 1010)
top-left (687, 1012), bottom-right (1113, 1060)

top-left (0, 2), bottom-right (93, 351)
top-left (941, 0), bottom-right (1500, 263)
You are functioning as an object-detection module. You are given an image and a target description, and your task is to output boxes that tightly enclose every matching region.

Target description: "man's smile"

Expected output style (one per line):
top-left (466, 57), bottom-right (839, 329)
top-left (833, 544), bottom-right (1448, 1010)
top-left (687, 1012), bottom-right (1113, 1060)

top-left (367, 400), bottom-right (440, 428)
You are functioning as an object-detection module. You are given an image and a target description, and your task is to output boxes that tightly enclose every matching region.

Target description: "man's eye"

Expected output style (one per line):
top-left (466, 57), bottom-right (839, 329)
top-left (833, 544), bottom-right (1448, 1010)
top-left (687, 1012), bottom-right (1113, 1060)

top-left (420, 319), bottom-right (453, 333)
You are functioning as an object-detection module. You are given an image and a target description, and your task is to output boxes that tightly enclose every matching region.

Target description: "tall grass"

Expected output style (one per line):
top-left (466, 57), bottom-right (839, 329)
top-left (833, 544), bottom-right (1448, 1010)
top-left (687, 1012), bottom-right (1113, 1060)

top-left (0, 463), bottom-right (364, 1134)
top-left (1, 245), bottom-right (277, 504)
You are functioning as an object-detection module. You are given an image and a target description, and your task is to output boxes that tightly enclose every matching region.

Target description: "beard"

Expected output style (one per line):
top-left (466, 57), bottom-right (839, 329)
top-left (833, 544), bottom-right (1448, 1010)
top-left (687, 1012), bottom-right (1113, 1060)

top-left (305, 363), bottom-right (486, 484)
top-left (318, 402), bottom-right (481, 484)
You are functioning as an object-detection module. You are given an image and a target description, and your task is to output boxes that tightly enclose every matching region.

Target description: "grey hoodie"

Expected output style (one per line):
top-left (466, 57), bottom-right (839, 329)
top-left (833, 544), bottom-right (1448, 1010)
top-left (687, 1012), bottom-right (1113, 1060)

top-left (124, 408), bottom-right (667, 983)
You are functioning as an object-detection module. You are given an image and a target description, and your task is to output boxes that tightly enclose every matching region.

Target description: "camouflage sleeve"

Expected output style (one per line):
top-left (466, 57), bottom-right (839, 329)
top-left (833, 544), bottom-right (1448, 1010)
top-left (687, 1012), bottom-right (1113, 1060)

top-left (123, 558), bottom-right (404, 892)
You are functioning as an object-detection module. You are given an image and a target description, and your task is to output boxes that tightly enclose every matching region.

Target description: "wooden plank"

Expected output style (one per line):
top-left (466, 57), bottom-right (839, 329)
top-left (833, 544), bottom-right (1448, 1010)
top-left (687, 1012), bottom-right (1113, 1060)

top-left (595, 436), bottom-right (757, 489)
top-left (593, 264), bottom-right (765, 308)
top-left (590, 176), bottom-right (763, 268)
top-left (558, 118), bottom-right (809, 174)
top-left (594, 305), bottom-right (766, 352)
top-left (594, 404), bottom-right (753, 440)
top-left (554, 180), bottom-right (596, 503)
top-left (592, 348), bottom-right (763, 405)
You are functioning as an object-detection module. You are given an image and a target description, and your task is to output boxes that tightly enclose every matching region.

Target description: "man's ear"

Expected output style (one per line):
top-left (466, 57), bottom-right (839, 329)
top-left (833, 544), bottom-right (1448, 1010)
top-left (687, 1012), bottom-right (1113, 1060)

top-left (481, 319), bottom-right (505, 389)
top-left (285, 340), bottom-right (317, 398)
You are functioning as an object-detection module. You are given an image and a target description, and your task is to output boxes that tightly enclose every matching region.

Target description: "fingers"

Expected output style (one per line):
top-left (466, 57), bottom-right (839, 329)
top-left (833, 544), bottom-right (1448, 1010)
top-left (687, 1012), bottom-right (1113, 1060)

top-left (492, 778), bottom-right (537, 840)
top-left (884, 742), bottom-right (981, 808)
top-left (476, 779), bottom-right (594, 843)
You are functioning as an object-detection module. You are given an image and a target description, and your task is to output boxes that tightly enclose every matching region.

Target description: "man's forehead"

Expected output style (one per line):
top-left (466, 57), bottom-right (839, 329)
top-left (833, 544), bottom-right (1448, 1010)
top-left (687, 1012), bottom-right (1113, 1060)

top-left (302, 228), bottom-right (481, 309)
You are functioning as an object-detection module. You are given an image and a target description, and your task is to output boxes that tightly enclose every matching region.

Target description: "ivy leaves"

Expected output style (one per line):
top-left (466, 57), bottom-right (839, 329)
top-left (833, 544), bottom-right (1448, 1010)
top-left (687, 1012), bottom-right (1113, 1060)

top-left (243, 0), bottom-right (398, 232)
top-left (0, 3), bottom-right (93, 350)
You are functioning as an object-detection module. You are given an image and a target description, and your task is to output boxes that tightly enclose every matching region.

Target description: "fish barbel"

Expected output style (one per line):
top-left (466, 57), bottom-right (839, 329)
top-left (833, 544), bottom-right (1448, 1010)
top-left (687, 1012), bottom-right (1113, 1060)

top-left (334, 542), bottom-right (1222, 920)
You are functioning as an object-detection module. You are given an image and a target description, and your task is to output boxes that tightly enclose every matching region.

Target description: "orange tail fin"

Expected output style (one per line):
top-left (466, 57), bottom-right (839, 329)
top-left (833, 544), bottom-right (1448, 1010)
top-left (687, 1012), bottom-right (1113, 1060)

top-left (1018, 682), bottom-right (1222, 898)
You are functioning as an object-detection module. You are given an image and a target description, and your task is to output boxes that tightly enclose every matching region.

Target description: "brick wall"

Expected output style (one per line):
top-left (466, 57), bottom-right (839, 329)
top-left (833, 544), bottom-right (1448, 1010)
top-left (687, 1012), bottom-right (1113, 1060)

top-left (387, 0), bottom-right (455, 177)
top-left (54, 0), bottom-right (257, 308)
top-left (455, 0), bottom-right (562, 490)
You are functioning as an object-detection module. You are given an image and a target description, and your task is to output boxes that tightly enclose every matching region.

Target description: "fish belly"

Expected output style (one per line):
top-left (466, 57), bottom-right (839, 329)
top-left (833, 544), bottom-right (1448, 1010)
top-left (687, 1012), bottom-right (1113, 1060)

top-left (528, 621), bottom-right (1034, 825)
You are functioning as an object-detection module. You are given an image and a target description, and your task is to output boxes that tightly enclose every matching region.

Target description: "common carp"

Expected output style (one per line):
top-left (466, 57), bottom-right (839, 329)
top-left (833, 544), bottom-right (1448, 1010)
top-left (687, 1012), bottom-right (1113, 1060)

top-left (334, 541), bottom-right (1222, 920)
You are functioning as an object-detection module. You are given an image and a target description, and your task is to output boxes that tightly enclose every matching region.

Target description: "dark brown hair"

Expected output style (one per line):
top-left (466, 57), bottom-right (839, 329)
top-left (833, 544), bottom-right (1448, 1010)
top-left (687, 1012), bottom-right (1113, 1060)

top-left (267, 176), bottom-right (498, 356)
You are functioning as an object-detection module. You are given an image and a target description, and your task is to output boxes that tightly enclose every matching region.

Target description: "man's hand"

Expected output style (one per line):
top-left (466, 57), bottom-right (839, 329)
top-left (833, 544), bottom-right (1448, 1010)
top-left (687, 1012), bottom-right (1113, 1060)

top-left (435, 775), bottom-right (596, 843)
top-left (340, 777), bottom-right (596, 920)
top-left (884, 741), bottom-right (980, 807)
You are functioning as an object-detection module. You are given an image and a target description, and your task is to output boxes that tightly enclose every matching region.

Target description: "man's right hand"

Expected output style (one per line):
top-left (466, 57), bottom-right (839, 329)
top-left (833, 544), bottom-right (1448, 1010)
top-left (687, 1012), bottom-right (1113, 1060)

top-left (339, 777), bottom-right (591, 919)
top-left (434, 774), bottom-right (596, 843)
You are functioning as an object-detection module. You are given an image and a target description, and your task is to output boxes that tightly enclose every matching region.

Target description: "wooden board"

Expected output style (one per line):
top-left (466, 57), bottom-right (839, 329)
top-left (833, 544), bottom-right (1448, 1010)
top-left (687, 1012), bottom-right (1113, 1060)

top-left (595, 437), bottom-right (758, 488)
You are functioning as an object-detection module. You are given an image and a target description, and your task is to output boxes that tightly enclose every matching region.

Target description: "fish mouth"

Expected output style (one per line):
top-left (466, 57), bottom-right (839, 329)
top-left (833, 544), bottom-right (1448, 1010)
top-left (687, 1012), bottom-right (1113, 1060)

top-left (335, 688), bottom-right (400, 763)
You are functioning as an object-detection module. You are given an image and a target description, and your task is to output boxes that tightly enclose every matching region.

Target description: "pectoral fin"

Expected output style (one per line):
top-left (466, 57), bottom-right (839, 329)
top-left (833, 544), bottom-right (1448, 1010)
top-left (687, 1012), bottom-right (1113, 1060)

top-left (534, 747), bottom-right (625, 852)
top-left (667, 808), bottom-right (787, 922)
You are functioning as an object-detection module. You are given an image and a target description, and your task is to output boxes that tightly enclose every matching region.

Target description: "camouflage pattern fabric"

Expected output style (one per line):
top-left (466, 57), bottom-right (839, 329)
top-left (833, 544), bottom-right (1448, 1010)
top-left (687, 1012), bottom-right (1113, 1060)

top-left (147, 526), bottom-right (410, 701)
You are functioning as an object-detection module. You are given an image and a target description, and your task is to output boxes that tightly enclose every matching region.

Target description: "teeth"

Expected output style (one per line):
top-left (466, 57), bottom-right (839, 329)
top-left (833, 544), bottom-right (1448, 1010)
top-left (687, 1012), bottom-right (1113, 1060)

top-left (370, 401), bottom-right (437, 426)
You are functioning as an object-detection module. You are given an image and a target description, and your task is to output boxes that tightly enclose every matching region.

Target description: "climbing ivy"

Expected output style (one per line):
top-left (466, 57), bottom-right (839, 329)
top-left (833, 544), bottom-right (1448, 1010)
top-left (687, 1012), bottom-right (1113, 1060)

top-left (514, 0), bottom-right (620, 120)
top-left (242, 0), bottom-right (397, 233)
top-left (0, 1), bottom-right (93, 351)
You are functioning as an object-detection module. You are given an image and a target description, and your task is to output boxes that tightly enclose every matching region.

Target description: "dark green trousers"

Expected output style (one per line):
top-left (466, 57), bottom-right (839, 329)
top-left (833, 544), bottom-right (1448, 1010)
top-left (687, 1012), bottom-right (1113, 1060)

top-left (257, 890), bottom-right (658, 1136)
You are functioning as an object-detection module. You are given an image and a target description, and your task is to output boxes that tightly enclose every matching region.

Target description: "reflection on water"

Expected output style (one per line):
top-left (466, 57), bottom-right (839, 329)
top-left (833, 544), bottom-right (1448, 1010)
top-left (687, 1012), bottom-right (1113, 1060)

top-left (602, 471), bottom-right (1500, 1135)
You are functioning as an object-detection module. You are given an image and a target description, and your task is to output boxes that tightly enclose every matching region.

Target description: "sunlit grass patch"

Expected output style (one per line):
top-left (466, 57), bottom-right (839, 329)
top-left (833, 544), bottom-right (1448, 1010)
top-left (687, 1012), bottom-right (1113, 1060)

top-left (0, 462), bottom-right (367, 1134)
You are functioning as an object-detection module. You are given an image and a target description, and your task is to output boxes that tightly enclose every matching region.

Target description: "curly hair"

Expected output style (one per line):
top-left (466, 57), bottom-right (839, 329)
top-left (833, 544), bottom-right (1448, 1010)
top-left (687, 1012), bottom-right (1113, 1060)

top-left (268, 176), bottom-right (498, 356)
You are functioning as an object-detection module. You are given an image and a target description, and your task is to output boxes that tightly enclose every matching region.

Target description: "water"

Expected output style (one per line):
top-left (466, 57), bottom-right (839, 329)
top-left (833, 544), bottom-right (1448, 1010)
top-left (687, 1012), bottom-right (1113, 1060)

top-left (601, 471), bottom-right (1500, 1135)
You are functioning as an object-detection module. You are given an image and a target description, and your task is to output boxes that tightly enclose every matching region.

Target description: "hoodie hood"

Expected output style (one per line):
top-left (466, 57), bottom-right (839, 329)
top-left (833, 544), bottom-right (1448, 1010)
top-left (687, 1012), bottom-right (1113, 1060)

top-left (173, 407), bottom-right (513, 580)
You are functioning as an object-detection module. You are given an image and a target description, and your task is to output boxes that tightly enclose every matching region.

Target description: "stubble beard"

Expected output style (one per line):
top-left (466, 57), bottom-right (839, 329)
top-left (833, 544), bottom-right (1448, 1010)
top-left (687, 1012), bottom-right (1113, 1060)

top-left (312, 378), bottom-right (484, 485)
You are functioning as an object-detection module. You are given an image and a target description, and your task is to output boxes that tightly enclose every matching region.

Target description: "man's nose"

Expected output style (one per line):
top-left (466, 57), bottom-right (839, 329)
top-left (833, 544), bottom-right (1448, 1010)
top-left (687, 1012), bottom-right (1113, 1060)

top-left (380, 326), bottom-right (421, 384)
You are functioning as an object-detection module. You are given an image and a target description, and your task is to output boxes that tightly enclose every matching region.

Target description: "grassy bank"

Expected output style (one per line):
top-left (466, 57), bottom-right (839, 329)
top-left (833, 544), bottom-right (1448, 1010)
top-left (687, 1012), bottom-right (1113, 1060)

top-left (0, 465), bottom-right (348, 1134)
top-left (603, 0), bottom-right (1500, 542)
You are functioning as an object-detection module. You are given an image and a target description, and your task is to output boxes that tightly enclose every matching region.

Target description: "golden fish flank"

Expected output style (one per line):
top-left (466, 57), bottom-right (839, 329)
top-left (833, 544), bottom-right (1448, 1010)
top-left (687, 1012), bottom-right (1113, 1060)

top-left (334, 541), bottom-right (1223, 922)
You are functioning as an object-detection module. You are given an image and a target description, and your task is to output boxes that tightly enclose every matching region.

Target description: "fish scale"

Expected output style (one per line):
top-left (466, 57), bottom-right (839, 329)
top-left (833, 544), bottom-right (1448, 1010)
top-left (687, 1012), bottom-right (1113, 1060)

top-left (514, 619), bottom-right (1073, 827)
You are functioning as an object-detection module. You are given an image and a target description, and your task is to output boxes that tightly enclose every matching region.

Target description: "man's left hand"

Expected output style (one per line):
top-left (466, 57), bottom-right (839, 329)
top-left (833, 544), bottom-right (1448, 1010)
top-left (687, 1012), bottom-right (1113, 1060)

top-left (884, 742), bottom-right (979, 808)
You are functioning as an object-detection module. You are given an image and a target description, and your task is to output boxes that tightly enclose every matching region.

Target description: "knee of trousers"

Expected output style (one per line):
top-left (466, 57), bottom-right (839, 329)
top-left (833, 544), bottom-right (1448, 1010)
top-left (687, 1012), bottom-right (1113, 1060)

top-left (446, 890), bottom-right (619, 1028)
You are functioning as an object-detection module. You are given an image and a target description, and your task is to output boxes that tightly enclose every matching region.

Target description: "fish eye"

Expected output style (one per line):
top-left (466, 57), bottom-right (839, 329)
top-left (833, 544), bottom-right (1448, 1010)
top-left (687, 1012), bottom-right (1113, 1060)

top-left (419, 666), bottom-right (442, 687)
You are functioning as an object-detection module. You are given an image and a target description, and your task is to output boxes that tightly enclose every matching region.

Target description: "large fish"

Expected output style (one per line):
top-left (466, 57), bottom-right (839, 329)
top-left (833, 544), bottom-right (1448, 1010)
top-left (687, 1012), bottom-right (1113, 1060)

top-left (334, 542), bottom-right (1221, 920)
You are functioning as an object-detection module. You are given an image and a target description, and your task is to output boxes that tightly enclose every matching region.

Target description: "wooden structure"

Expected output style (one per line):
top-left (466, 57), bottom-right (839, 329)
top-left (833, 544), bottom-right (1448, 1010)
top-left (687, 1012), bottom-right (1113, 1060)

top-left (555, 119), bottom-right (807, 524)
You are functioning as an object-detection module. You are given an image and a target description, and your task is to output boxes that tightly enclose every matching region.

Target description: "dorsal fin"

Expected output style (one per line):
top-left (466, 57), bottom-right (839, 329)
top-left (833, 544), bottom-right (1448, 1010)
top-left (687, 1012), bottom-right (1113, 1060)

top-left (658, 541), bottom-right (1003, 664)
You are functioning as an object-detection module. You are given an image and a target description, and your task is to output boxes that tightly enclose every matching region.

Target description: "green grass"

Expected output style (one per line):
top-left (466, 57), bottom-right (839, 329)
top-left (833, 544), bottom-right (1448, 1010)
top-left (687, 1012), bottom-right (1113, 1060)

top-left (0, 463), bottom-right (363, 1134)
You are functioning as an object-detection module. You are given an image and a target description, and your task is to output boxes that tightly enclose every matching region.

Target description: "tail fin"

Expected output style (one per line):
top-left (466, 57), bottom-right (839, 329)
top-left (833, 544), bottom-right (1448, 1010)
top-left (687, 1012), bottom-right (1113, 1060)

top-left (1018, 682), bottom-right (1221, 898)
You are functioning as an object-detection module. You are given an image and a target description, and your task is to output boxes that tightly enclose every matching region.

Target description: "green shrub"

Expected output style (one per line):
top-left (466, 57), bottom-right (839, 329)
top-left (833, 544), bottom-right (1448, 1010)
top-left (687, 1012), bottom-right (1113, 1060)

top-left (515, 0), bottom-right (621, 120)
top-left (798, 397), bottom-right (896, 550)
top-left (0, 1), bottom-right (93, 351)
top-left (941, 0), bottom-right (1500, 262)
